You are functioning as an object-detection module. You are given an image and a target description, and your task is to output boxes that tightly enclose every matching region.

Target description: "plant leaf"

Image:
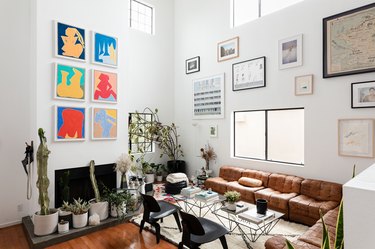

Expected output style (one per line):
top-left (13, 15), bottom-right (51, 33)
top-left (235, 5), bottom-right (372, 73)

top-left (285, 239), bottom-right (295, 249)
top-left (334, 200), bottom-right (344, 249)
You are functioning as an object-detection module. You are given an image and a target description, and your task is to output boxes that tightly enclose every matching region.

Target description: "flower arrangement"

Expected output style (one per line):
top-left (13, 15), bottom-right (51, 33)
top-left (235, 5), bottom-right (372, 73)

top-left (224, 191), bottom-right (241, 204)
top-left (115, 153), bottom-right (134, 188)
top-left (200, 143), bottom-right (217, 170)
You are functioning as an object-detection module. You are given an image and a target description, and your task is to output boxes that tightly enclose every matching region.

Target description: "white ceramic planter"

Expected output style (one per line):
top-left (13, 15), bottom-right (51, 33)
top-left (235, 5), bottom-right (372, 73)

top-left (156, 175), bottom-right (163, 182)
top-left (89, 200), bottom-right (109, 221)
top-left (226, 202), bottom-right (236, 211)
top-left (33, 209), bottom-right (59, 236)
top-left (58, 221), bottom-right (69, 234)
top-left (72, 212), bottom-right (88, 228)
top-left (145, 173), bottom-right (155, 183)
top-left (110, 203), bottom-right (126, 217)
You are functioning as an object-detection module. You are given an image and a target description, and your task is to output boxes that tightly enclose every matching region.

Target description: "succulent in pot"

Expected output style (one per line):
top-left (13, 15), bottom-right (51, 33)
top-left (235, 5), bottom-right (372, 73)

top-left (70, 198), bottom-right (90, 228)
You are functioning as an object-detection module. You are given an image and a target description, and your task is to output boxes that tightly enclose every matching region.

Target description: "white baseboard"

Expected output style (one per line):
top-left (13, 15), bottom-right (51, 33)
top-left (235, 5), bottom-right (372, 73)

top-left (0, 220), bottom-right (22, 229)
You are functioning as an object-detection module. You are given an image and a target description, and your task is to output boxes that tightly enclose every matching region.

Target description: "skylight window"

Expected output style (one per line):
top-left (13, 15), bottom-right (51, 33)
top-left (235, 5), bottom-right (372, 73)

top-left (130, 0), bottom-right (154, 35)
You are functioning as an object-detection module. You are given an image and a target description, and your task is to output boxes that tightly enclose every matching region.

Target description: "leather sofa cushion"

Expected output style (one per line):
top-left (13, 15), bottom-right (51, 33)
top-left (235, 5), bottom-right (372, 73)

top-left (317, 206), bottom-right (339, 228)
top-left (265, 236), bottom-right (320, 249)
top-left (301, 179), bottom-right (342, 202)
top-left (267, 173), bottom-right (303, 194)
top-left (242, 169), bottom-right (271, 187)
top-left (204, 177), bottom-right (228, 194)
top-left (226, 181), bottom-right (263, 203)
top-left (299, 222), bottom-right (336, 248)
top-left (219, 165), bottom-right (244, 182)
top-left (238, 177), bottom-right (262, 187)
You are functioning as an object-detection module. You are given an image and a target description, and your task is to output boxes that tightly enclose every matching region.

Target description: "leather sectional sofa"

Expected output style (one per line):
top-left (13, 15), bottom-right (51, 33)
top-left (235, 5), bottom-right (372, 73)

top-left (204, 165), bottom-right (342, 248)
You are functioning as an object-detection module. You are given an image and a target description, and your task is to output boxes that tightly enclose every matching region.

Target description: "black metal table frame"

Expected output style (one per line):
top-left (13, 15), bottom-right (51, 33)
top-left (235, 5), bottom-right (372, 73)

top-left (172, 194), bottom-right (225, 217)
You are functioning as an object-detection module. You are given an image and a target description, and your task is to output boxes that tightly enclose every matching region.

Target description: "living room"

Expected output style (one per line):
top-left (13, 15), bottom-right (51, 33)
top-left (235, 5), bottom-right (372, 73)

top-left (1, 0), bottom-right (374, 248)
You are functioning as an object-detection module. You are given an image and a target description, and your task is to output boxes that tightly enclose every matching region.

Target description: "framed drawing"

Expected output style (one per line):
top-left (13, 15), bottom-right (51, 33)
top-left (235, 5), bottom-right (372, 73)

top-left (295, 74), bottom-right (313, 96)
top-left (278, 34), bottom-right (303, 69)
top-left (92, 32), bottom-right (118, 67)
top-left (351, 81), bottom-right (375, 108)
top-left (54, 63), bottom-right (85, 101)
top-left (92, 69), bottom-right (118, 103)
top-left (217, 37), bottom-right (239, 62)
top-left (323, 3), bottom-right (375, 78)
top-left (209, 125), bottom-right (218, 138)
top-left (92, 108), bottom-right (117, 140)
top-left (186, 56), bottom-right (200, 74)
top-left (193, 74), bottom-right (224, 119)
top-left (55, 106), bottom-right (85, 142)
top-left (55, 21), bottom-right (86, 61)
top-left (232, 56), bottom-right (266, 91)
top-left (338, 119), bottom-right (374, 158)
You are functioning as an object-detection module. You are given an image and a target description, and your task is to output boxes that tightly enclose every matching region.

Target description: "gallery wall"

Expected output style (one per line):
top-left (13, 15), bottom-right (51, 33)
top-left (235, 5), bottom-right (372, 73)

top-left (174, 0), bottom-right (375, 184)
top-left (0, 0), bottom-right (175, 227)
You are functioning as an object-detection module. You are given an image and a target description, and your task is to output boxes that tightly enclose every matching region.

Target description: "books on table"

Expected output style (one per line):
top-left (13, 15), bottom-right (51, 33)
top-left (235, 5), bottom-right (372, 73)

top-left (238, 208), bottom-right (275, 224)
top-left (181, 186), bottom-right (201, 198)
top-left (195, 190), bottom-right (219, 202)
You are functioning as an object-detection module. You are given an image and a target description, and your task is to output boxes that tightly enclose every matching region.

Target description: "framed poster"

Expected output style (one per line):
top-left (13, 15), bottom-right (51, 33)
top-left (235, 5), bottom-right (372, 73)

top-left (54, 63), bottom-right (85, 101)
top-left (279, 34), bottom-right (303, 69)
top-left (186, 56), bottom-right (200, 74)
top-left (92, 108), bottom-right (117, 140)
top-left (295, 74), bottom-right (313, 96)
top-left (193, 74), bottom-right (224, 119)
top-left (92, 69), bottom-right (118, 103)
top-left (209, 125), bottom-right (218, 138)
top-left (92, 32), bottom-right (118, 67)
top-left (351, 81), bottom-right (375, 108)
top-left (232, 56), bottom-right (266, 91)
top-left (323, 3), bottom-right (375, 78)
top-left (55, 106), bottom-right (85, 142)
top-left (217, 37), bottom-right (239, 62)
top-left (338, 119), bottom-right (374, 158)
top-left (55, 21), bottom-right (86, 61)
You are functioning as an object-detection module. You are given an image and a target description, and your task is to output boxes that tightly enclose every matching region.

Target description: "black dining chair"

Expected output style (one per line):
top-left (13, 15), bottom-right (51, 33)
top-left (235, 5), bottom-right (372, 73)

top-left (178, 210), bottom-right (229, 249)
top-left (139, 193), bottom-right (182, 243)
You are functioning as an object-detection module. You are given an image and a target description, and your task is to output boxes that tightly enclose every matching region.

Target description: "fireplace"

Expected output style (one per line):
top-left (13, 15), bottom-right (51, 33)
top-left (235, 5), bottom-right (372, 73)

top-left (54, 163), bottom-right (116, 208)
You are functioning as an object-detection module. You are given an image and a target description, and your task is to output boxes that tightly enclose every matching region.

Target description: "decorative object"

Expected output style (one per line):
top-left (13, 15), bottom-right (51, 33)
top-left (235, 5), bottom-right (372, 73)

top-left (54, 63), bottom-right (85, 101)
top-left (155, 163), bottom-right (166, 182)
top-left (224, 190), bottom-right (241, 211)
top-left (92, 32), bottom-right (118, 67)
top-left (193, 74), bottom-right (225, 119)
top-left (57, 220), bottom-right (69, 234)
top-left (217, 36), bottom-right (239, 62)
top-left (92, 108), bottom-right (117, 140)
top-left (115, 153), bottom-right (133, 189)
top-left (323, 3), bottom-right (375, 78)
top-left (92, 69), bottom-right (117, 103)
top-left (232, 56), bottom-right (266, 91)
top-left (34, 128), bottom-right (59, 236)
top-left (55, 106), bottom-right (85, 141)
top-left (351, 81), bottom-right (375, 108)
top-left (185, 56), bottom-right (200, 74)
top-left (89, 160), bottom-right (109, 221)
top-left (200, 143), bottom-right (217, 172)
top-left (279, 34), bottom-right (303, 69)
top-left (295, 74), bottom-right (313, 96)
top-left (209, 125), bottom-right (218, 137)
top-left (338, 119), bottom-right (374, 158)
top-left (256, 199), bottom-right (268, 215)
top-left (88, 213), bottom-right (100, 226)
top-left (70, 198), bottom-right (90, 228)
top-left (55, 21), bottom-right (86, 61)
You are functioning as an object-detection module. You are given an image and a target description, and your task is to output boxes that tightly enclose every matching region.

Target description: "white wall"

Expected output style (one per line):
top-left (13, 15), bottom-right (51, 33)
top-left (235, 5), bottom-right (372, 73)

top-left (174, 0), bottom-right (375, 184)
top-left (0, 0), bottom-right (175, 227)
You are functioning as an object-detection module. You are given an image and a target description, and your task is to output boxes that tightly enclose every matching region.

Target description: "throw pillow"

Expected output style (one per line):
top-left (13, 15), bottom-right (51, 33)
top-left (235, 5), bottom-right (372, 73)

top-left (238, 177), bottom-right (262, 187)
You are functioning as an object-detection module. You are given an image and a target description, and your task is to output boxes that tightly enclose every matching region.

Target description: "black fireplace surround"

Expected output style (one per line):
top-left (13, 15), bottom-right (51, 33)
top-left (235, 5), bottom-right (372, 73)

top-left (54, 163), bottom-right (116, 208)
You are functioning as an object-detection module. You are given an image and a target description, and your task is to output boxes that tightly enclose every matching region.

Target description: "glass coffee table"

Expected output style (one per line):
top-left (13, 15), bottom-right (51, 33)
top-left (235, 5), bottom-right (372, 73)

top-left (212, 202), bottom-right (284, 244)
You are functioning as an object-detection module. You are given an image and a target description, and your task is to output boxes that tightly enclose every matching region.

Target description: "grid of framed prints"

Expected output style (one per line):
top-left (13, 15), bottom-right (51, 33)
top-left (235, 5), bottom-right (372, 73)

top-left (53, 20), bottom-right (118, 141)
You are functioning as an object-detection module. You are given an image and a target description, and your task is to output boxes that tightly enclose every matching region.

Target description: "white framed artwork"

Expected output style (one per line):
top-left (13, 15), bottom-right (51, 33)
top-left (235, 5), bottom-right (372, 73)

top-left (279, 34), bottom-right (303, 70)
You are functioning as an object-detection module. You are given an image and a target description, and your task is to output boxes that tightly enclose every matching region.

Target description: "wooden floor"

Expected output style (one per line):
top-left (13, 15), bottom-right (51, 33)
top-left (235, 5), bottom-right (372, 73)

top-left (0, 223), bottom-right (177, 249)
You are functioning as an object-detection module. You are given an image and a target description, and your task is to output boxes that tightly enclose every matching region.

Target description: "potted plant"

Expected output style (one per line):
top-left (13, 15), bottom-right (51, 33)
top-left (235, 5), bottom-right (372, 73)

top-left (57, 219), bottom-right (69, 234)
top-left (224, 191), bottom-right (241, 211)
top-left (115, 153), bottom-right (133, 189)
top-left (70, 198), bottom-right (90, 228)
top-left (103, 187), bottom-right (132, 218)
top-left (128, 108), bottom-right (185, 173)
top-left (154, 163), bottom-right (166, 182)
top-left (200, 143), bottom-right (217, 176)
top-left (59, 201), bottom-right (72, 228)
top-left (142, 161), bottom-right (155, 183)
top-left (33, 128), bottom-right (59, 236)
top-left (88, 160), bottom-right (109, 221)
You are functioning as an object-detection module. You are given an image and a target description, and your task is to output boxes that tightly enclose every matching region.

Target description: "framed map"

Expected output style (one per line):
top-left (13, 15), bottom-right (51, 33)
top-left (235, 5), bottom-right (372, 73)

top-left (323, 3), bottom-right (375, 78)
top-left (232, 56), bottom-right (266, 91)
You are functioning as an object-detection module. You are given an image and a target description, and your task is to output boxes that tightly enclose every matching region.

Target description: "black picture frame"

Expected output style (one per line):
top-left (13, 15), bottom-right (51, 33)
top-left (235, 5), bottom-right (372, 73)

top-left (185, 56), bottom-right (200, 74)
top-left (232, 56), bottom-right (266, 91)
top-left (351, 80), bottom-right (375, 109)
top-left (323, 3), bottom-right (375, 78)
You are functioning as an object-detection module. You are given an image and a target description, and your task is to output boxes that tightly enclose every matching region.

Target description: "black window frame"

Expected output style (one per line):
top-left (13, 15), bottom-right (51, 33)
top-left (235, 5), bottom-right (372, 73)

top-left (128, 112), bottom-right (154, 154)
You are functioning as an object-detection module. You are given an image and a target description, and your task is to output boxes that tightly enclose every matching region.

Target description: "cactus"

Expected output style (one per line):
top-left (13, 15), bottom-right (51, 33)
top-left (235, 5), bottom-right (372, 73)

top-left (36, 128), bottom-right (51, 215)
top-left (89, 160), bottom-right (101, 202)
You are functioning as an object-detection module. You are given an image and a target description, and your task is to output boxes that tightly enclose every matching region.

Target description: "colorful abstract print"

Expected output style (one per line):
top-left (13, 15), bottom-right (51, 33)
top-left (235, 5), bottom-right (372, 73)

top-left (94, 33), bottom-right (117, 66)
top-left (93, 70), bottom-right (117, 103)
top-left (56, 106), bottom-right (85, 140)
top-left (57, 22), bottom-right (86, 60)
top-left (56, 64), bottom-right (85, 100)
top-left (93, 108), bottom-right (117, 139)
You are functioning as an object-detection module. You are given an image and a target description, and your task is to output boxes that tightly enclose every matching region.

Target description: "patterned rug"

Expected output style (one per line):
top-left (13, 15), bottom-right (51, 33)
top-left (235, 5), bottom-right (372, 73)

top-left (132, 184), bottom-right (308, 249)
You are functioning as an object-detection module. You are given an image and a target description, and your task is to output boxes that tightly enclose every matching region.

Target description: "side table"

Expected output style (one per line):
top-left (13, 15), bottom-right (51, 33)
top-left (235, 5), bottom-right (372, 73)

top-left (196, 175), bottom-right (209, 188)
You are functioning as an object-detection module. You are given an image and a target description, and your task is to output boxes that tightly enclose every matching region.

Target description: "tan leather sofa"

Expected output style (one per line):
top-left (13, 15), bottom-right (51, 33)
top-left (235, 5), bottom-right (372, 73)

top-left (204, 165), bottom-right (244, 194)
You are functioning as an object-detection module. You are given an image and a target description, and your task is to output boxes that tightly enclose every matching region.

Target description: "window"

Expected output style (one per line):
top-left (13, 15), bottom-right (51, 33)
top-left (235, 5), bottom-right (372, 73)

top-left (234, 108), bottom-right (304, 165)
top-left (128, 113), bottom-right (154, 154)
top-left (231, 0), bottom-right (303, 27)
top-left (129, 0), bottom-right (154, 35)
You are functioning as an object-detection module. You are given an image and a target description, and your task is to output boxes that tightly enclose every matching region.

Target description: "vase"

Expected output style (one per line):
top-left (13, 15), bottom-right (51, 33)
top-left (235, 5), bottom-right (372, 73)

top-left (121, 173), bottom-right (128, 189)
top-left (227, 202), bottom-right (236, 211)
top-left (256, 199), bottom-right (268, 215)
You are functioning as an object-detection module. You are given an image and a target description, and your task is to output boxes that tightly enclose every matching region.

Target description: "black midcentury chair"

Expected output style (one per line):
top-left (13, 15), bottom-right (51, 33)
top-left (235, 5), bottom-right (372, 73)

top-left (178, 210), bottom-right (229, 249)
top-left (139, 193), bottom-right (182, 243)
